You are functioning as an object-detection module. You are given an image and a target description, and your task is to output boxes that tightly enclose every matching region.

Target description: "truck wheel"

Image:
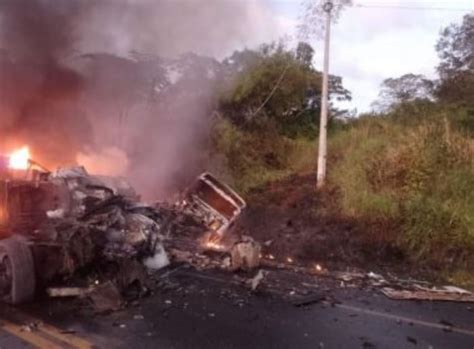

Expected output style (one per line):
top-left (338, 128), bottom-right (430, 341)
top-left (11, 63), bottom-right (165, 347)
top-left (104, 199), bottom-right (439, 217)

top-left (0, 237), bottom-right (36, 304)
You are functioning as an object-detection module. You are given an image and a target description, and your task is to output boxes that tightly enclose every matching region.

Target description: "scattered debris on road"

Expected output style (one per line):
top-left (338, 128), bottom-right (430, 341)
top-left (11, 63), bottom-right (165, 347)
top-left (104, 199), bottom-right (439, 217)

top-left (381, 286), bottom-right (474, 303)
top-left (46, 287), bottom-right (91, 298)
top-left (87, 281), bottom-right (124, 313)
top-left (250, 270), bottom-right (266, 291)
top-left (1, 155), bottom-right (473, 312)
top-left (230, 236), bottom-right (261, 271)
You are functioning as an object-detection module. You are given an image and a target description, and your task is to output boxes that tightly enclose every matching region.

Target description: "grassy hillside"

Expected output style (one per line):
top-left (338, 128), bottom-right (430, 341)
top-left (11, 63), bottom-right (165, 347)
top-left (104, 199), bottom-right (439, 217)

top-left (330, 114), bottom-right (474, 271)
top-left (212, 108), bottom-right (474, 285)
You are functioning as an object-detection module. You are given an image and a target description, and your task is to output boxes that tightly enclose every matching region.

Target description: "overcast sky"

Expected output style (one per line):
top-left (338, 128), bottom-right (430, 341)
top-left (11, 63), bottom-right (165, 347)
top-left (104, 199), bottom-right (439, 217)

top-left (2, 0), bottom-right (470, 113)
top-left (263, 0), bottom-right (473, 113)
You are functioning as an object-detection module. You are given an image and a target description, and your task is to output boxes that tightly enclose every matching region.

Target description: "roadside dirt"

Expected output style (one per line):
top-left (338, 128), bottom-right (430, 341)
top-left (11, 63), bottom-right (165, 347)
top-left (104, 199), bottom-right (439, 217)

top-left (238, 173), bottom-right (414, 275)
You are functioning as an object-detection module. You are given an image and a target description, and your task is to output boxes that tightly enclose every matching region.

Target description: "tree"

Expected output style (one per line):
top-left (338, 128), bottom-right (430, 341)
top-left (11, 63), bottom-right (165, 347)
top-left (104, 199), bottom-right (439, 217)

top-left (218, 43), bottom-right (351, 138)
top-left (436, 13), bottom-right (473, 78)
top-left (373, 74), bottom-right (435, 112)
top-left (435, 13), bottom-right (474, 106)
top-left (220, 44), bottom-right (319, 125)
top-left (296, 42), bottom-right (315, 67)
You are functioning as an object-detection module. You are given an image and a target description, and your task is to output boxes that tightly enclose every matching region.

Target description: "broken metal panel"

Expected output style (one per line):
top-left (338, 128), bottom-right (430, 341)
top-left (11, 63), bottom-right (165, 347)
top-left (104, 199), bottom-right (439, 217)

top-left (47, 287), bottom-right (90, 298)
top-left (230, 237), bottom-right (261, 271)
top-left (87, 281), bottom-right (123, 313)
top-left (0, 179), bottom-right (64, 236)
top-left (191, 179), bottom-right (236, 220)
top-left (199, 173), bottom-right (246, 211)
top-left (92, 175), bottom-right (139, 201)
top-left (381, 287), bottom-right (474, 302)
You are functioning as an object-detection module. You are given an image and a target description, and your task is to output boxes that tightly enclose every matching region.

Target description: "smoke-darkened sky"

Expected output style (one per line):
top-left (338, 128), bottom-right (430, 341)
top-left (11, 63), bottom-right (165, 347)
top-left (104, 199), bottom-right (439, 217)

top-left (77, 0), bottom-right (282, 59)
top-left (0, 0), bottom-right (286, 199)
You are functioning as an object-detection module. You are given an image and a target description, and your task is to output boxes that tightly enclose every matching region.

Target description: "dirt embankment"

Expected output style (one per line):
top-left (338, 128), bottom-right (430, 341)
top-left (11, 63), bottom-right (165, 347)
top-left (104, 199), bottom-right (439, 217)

top-left (238, 174), bottom-right (414, 275)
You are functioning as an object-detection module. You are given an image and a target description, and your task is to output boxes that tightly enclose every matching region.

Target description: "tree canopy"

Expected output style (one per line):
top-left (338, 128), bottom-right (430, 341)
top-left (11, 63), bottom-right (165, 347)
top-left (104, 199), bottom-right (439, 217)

top-left (218, 42), bottom-right (351, 138)
top-left (373, 74), bottom-right (434, 112)
top-left (435, 13), bottom-right (474, 107)
top-left (374, 14), bottom-right (473, 113)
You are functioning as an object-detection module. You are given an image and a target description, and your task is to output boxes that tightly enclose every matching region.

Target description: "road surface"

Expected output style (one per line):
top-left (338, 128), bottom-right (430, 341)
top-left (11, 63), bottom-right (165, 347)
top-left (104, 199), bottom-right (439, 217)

top-left (0, 267), bottom-right (473, 348)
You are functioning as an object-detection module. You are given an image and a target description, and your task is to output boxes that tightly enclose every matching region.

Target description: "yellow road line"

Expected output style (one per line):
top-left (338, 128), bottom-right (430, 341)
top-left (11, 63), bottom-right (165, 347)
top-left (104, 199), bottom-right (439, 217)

top-left (36, 321), bottom-right (94, 349)
top-left (0, 319), bottom-right (64, 349)
top-left (0, 309), bottom-right (95, 349)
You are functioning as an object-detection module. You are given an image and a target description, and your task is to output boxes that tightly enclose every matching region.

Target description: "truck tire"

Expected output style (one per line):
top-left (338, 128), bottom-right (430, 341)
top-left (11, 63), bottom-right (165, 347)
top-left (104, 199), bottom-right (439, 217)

top-left (0, 237), bottom-right (36, 304)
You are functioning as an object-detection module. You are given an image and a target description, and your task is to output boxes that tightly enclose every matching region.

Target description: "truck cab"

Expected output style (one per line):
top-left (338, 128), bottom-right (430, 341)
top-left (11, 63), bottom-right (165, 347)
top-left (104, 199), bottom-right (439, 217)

top-left (179, 172), bottom-right (246, 246)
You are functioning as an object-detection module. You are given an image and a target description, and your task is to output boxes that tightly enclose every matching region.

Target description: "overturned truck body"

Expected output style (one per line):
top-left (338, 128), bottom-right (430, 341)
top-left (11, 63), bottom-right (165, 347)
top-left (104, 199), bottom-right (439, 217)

top-left (0, 164), bottom-right (246, 304)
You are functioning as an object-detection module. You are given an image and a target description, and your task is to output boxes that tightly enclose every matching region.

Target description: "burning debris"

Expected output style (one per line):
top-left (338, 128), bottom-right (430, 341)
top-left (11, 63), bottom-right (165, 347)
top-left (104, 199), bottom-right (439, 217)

top-left (2, 149), bottom-right (470, 312)
top-left (8, 147), bottom-right (30, 170)
top-left (0, 149), bottom-right (254, 306)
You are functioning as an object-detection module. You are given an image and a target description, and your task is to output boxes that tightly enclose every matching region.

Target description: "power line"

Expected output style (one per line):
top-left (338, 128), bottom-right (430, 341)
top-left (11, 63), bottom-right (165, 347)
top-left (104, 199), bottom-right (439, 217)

top-left (354, 3), bottom-right (473, 11)
top-left (357, 1), bottom-right (472, 4)
top-left (251, 62), bottom-right (291, 118)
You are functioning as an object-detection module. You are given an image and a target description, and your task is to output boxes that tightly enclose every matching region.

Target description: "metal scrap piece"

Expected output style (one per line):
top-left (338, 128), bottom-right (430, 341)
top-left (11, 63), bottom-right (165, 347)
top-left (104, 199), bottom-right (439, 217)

top-left (230, 237), bottom-right (261, 271)
top-left (87, 281), bottom-right (123, 313)
top-left (47, 287), bottom-right (91, 298)
top-left (381, 287), bottom-right (474, 302)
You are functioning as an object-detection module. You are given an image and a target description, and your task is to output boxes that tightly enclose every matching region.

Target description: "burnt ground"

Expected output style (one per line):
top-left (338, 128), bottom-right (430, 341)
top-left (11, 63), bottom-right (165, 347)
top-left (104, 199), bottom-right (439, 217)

top-left (239, 173), bottom-right (427, 278)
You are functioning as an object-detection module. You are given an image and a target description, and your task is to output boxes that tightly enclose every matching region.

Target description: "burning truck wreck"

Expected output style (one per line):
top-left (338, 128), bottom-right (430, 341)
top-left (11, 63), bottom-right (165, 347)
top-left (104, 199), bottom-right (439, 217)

top-left (0, 147), bottom-right (251, 306)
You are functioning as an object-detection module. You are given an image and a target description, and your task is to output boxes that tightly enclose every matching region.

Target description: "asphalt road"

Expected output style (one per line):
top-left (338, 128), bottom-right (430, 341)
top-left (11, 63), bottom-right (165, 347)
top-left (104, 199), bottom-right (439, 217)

top-left (0, 267), bottom-right (473, 349)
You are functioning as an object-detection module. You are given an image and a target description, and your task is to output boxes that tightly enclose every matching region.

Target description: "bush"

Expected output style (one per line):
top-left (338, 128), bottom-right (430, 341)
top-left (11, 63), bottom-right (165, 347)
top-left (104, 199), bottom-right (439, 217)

top-left (330, 116), bottom-right (474, 268)
top-left (210, 118), bottom-right (315, 193)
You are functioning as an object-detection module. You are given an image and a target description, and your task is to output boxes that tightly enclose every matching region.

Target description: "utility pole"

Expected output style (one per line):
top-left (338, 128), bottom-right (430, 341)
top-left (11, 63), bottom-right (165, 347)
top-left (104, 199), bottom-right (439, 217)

top-left (316, 1), bottom-right (333, 189)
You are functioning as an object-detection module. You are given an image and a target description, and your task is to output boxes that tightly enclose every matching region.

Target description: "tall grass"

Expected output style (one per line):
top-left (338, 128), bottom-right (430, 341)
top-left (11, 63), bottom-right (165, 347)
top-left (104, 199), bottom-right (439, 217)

top-left (211, 108), bottom-right (474, 273)
top-left (330, 116), bottom-right (474, 268)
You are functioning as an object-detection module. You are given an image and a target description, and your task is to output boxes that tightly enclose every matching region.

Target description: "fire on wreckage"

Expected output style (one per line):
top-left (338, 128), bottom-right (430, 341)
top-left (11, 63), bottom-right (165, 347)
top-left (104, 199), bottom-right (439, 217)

top-left (0, 148), bottom-right (252, 305)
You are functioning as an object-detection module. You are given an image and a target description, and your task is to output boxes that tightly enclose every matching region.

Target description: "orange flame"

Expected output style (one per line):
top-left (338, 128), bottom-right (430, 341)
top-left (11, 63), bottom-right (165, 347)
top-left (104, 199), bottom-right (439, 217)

top-left (205, 240), bottom-right (226, 251)
top-left (203, 232), bottom-right (226, 251)
top-left (9, 146), bottom-right (30, 170)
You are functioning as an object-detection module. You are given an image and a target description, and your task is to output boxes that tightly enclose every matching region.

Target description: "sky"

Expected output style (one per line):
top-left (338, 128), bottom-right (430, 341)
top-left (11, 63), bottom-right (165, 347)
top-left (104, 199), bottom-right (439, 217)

top-left (1, 0), bottom-right (471, 114)
top-left (263, 0), bottom-right (473, 113)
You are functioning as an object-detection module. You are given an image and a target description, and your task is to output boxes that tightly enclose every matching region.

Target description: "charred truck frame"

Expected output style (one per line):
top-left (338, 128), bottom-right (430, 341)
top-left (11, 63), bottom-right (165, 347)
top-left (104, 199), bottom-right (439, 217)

top-left (0, 157), bottom-right (57, 304)
top-left (0, 154), bottom-right (246, 305)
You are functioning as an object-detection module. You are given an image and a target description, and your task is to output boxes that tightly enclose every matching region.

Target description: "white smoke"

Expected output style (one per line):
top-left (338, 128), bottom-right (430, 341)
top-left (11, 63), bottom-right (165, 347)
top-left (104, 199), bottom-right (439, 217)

top-left (78, 0), bottom-right (282, 59)
top-left (76, 147), bottom-right (129, 177)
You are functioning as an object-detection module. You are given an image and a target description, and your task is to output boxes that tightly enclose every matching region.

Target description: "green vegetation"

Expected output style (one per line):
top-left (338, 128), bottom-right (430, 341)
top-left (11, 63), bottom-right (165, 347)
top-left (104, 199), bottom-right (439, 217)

top-left (212, 41), bottom-right (349, 193)
top-left (218, 41), bottom-right (350, 137)
top-left (330, 113), bottom-right (474, 268)
top-left (212, 14), bottom-right (474, 275)
top-left (211, 118), bottom-right (316, 194)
